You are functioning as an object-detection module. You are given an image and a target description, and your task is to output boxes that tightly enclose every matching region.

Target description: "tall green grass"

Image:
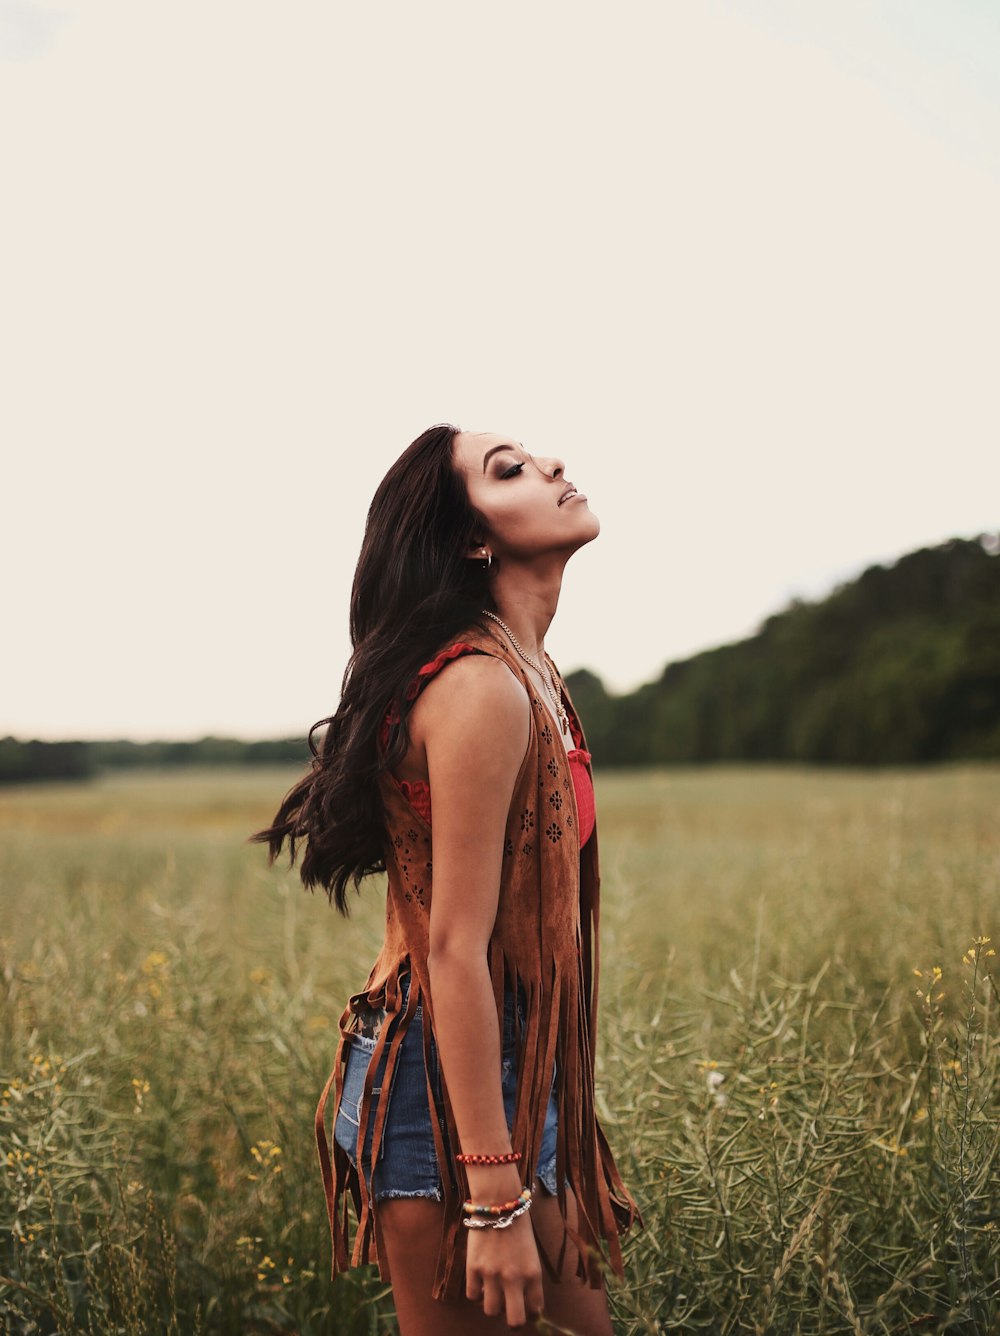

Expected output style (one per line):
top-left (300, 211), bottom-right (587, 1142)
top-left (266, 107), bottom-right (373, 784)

top-left (0, 765), bottom-right (997, 1334)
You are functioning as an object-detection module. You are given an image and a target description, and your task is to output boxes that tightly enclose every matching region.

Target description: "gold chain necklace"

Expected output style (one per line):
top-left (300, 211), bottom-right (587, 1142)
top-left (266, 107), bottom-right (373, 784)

top-left (480, 610), bottom-right (569, 733)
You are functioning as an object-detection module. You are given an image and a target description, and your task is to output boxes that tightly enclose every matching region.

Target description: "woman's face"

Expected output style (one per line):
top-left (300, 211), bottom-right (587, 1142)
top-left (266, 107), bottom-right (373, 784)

top-left (452, 430), bottom-right (600, 563)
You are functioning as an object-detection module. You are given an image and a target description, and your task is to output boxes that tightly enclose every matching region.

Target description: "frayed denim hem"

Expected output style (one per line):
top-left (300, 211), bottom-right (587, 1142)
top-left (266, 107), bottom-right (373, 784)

top-left (535, 1154), bottom-right (560, 1197)
top-left (373, 1185), bottom-right (444, 1203)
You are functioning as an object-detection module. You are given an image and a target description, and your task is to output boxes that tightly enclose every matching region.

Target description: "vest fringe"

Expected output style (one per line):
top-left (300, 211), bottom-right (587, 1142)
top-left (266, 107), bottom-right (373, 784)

top-left (313, 628), bottom-right (643, 1304)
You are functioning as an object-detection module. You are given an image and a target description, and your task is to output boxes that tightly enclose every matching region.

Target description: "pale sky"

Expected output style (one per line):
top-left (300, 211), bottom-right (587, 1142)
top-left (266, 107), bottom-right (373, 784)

top-left (2, 0), bottom-right (998, 741)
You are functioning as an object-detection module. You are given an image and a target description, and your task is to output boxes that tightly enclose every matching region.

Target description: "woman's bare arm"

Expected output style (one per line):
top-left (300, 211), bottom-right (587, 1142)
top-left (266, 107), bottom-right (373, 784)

top-left (418, 654), bottom-right (543, 1326)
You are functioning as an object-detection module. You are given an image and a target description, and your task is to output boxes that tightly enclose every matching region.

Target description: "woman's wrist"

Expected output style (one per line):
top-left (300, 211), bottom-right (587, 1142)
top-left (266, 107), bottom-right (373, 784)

top-left (463, 1161), bottom-right (524, 1201)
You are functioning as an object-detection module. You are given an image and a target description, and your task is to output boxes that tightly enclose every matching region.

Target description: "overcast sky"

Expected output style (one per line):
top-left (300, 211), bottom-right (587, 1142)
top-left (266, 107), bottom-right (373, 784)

top-left (2, 0), bottom-right (998, 741)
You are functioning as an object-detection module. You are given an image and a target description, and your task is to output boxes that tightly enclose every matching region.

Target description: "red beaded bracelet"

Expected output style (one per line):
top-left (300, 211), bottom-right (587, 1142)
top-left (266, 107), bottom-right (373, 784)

top-left (455, 1151), bottom-right (522, 1165)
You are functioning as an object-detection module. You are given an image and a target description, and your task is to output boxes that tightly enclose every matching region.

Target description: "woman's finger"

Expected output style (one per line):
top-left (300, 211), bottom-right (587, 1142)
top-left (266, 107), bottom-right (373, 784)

top-left (525, 1272), bottom-right (545, 1321)
top-left (481, 1273), bottom-right (504, 1320)
top-left (503, 1282), bottom-right (526, 1329)
top-left (466, 1269), bottom-right (483, 1305)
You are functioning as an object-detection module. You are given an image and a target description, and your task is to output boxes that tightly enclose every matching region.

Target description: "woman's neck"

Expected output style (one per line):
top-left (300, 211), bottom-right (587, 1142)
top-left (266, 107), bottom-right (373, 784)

top-left (488, 564), bottom-right (564, 662)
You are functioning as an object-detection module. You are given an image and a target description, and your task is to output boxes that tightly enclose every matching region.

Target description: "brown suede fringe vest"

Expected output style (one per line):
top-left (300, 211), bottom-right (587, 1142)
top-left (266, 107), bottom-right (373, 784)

top-left (315, 624), bottom-right (642, 1302)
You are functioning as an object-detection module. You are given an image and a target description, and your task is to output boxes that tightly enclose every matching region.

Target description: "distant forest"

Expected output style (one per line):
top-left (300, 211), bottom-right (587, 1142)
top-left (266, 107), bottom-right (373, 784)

top-left (573, 533), bottom-right (999, 766)
top-left (3, 534), bottom-right (997, 784)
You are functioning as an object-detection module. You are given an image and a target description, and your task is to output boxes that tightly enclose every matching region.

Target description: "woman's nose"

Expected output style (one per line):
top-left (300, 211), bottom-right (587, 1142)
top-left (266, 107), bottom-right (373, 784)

top-left (533, 454), bottom-right (564, 479)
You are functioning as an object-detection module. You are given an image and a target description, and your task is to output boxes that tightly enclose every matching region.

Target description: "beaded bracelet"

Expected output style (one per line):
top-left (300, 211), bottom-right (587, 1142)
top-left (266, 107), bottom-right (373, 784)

top-left (456, 1150), bottom-right (522, 1165)
top-left (463, 1195), bottom-right (533, 1230)
top-left (463, 1187), bottom-right (532, 1218)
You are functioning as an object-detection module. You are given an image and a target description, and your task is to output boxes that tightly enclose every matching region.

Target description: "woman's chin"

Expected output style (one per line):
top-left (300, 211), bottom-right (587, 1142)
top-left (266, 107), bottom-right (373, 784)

top-left (567, 513), bottom-right (600, 551)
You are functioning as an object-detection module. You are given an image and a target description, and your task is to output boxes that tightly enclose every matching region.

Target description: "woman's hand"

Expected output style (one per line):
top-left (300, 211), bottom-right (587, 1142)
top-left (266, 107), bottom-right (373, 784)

top-left (466, 1213), bottom-right (545, 1328)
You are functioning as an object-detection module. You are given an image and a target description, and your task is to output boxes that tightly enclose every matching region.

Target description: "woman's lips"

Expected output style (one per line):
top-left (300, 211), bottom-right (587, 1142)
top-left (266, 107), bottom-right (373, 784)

top-left (560, 492), bottom-right (587, 505)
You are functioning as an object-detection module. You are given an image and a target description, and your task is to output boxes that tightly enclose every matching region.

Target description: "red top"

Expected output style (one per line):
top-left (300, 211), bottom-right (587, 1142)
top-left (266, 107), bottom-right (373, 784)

top-left (379, 642), bottom-right (596, 848)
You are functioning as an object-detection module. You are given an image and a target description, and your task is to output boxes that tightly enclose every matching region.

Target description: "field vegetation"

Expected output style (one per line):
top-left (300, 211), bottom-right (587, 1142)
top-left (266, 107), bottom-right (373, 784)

top-left (0, 764), bottom-right (997, 1333)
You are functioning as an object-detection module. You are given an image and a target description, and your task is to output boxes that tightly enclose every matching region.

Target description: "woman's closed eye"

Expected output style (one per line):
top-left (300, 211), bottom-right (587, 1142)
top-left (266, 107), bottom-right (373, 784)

top-left (502, 463), bottom-right (524, 479)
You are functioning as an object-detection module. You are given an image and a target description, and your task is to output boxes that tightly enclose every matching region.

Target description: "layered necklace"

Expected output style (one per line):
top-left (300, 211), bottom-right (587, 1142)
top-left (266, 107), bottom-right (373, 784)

top-left (480, 609), bottom-right (569, 735)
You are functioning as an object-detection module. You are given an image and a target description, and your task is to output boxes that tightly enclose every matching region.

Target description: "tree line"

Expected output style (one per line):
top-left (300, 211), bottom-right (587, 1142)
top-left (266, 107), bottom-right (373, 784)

top-left (0, 735), bottom-right (308, 785)
top-left (2, 533), bottom-right (997, 784)
top-left (569, 533), bottom-right (1000, 765)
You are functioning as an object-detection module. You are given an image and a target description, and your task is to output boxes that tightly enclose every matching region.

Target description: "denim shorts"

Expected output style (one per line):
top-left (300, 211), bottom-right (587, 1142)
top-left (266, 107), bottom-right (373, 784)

top-left (333, 974), bottom-right (560, 1201)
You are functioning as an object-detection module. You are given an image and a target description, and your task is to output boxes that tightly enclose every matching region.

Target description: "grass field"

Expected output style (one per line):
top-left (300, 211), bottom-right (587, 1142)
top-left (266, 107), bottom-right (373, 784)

top-left (0, 764), bottom-right (997, 1334)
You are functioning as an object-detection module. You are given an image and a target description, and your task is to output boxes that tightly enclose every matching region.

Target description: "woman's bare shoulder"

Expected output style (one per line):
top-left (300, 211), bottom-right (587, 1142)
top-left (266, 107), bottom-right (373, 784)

top-left (415, 650), bottom-right (528, 743)
top-left (420, 655), bottom-right (531, 897)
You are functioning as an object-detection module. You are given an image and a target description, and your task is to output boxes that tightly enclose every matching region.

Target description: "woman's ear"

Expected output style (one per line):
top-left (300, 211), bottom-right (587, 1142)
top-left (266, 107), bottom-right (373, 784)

top-left (465, 541), bottom-right (492, 565)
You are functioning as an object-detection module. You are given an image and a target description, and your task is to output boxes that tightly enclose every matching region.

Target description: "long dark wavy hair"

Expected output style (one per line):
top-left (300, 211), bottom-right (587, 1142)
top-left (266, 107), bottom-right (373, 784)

top-left (249, 423), bottom-right (498, 914)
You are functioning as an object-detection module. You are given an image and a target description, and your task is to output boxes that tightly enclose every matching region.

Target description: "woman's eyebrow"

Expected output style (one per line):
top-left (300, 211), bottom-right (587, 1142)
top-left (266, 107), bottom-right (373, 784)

top-left (482, 442), bottom-right (524, 472)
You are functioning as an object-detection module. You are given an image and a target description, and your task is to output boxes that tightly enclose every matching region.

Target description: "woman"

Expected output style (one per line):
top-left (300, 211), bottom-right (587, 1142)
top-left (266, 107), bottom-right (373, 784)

top-left (252, 424), bottom-right (641, 1332)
